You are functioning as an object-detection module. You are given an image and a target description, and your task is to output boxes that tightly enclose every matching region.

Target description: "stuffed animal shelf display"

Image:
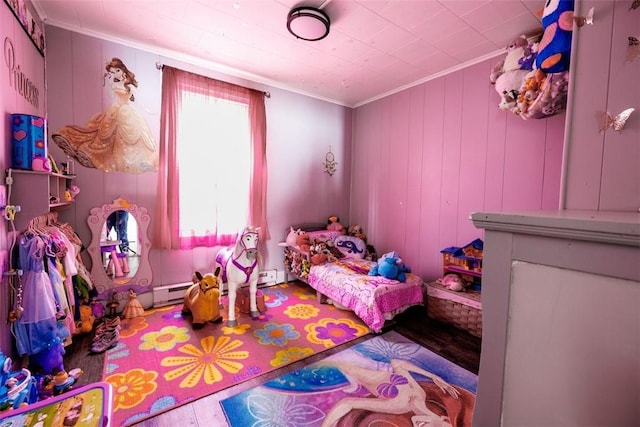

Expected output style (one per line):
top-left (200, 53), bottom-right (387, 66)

top-left (368, 251), bottom-right (411, 282)
top-left (182, 269), bottom-right (222, 329)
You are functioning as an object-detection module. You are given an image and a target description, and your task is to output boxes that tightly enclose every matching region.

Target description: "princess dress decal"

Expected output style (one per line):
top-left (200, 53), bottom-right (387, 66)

top-left (52, 57), bottom-right (159, 174)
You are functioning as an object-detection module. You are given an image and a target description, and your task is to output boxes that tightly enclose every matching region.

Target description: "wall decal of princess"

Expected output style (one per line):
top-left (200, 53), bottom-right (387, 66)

top-left (52, 57), bottom-right (158, 174)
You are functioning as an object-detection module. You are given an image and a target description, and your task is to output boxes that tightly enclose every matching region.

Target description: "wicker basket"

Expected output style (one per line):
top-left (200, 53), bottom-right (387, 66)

top-left (427, 281), bottom-right (482, 338)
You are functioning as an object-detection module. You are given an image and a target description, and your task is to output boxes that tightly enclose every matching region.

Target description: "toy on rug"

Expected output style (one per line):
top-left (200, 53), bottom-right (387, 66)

top-left (437, 273), bottom-right (468, 292)
top-left (121, 289), bottom-right (144, 319)
top-left (535, 0), bottom-right (574, 73)
top-left (74, 304), bottom-right (96, 334)
top-left (368, 251), bottom-right (411, 282)
top-left (182, 269), bottom-right (222, 329)
top-left (327, 215), bottom-right (344, 232)
top-left (215, 226), bottom-right (262, 327)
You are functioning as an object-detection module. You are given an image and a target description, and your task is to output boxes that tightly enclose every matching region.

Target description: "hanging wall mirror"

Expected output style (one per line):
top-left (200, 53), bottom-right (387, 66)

top-left (87, 197), bottom-right (152, 297)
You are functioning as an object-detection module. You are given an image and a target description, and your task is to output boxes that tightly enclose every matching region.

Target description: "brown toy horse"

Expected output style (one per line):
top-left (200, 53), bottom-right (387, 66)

top-left (182, 268), bottom-right (222, 329)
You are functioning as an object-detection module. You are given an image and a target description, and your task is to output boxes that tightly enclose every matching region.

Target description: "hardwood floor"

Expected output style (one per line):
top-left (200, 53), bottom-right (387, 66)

top-left (63, 292), bottom-right (481, 427)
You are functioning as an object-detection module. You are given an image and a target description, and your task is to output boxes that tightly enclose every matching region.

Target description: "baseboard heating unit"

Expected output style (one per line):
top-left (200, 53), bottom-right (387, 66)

top-left (152, 282), bottom-right (192, 307)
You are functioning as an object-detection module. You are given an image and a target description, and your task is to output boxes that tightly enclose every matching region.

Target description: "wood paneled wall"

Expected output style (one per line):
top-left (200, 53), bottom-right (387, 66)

top-left (351, 59), bottom-right (566, 281)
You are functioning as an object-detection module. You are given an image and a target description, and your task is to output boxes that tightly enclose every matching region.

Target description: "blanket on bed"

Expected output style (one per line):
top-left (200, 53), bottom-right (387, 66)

top-left (307, 258), bottom-right (424, 333)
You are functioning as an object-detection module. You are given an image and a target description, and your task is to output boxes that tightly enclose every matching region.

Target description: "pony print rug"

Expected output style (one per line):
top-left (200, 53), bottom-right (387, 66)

top-left (220, 330), bottom-right (477, 427)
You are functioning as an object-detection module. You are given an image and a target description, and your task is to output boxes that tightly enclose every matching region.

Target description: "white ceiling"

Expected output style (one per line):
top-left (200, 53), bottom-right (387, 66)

top-left (33, 0), bottom-right (545, 107)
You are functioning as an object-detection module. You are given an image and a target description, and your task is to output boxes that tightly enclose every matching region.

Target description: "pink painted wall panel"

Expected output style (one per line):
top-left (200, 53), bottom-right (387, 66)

top-left (562, 0), bottom-right (613, 210)
top-left (598, 0), bottom-right (640, 211)
top-left (541, 114), bottom-right (565, 209)
top-left (502, 115), bottom-right (548, 211)
top-left (418, 78), bottom-right (446, 280)
top-left (457, 62), bottom-right (491, 243)
top-left (386, 91), bottom-right (412, 255)
top-left (438, 73), bottom-right (464, 257)
top-left (404, 86), bottom-right (426, 265)
top-left (352, 56), bottom-right (565, 282)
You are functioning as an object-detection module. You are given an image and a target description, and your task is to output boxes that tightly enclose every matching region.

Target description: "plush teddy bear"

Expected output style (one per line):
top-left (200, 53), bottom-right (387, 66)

top-left (347, 224), bottom-right (367, 242)
top-left (368, 251), bottom-right (411, 282)
top-left (327, 216), bottom-right (344, 232)
top-left (490, 35), bottom-right (538, 84)
top-left (494, 69), bottom-right (530, 113)
top-left (535, 0), bottom-right (574, 73)
top-left (309, 243), bottom-right (328, 265)
top-left (296, 231), bottom-right (311, 253)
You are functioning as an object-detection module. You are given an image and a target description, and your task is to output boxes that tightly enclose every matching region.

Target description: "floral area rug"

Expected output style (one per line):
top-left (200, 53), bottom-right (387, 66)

top-left (102, 281), bottom-right (370, 426)
top-left (221, 330), bottom-right (478, 427)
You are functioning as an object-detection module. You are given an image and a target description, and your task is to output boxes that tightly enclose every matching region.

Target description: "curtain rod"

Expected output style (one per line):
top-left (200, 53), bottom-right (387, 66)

top-left (155, 62), bottom-right (271, 98)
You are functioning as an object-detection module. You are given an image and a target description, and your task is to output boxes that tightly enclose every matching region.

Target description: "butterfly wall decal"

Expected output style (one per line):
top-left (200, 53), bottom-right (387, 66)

top-left (574, 7), bottom-right (595, 28)
top-left (597, 108), bottom-right (635, 133)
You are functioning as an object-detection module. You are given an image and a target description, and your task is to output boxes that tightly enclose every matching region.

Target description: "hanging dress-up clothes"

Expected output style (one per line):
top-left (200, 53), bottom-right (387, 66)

top-left (13, 234), bottom-right (59, 356)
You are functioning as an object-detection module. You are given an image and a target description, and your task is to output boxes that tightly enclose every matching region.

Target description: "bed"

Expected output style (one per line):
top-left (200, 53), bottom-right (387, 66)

top-left (281, 225), bottom-right (424, 333)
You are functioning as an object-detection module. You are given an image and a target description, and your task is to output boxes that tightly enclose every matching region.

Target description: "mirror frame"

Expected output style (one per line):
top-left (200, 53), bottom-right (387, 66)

top-left (87, 197), bottom-right (152, 297)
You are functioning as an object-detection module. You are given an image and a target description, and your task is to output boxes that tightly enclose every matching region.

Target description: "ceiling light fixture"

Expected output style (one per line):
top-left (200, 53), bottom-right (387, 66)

top-left (287, 6), bottom-right (330, 41)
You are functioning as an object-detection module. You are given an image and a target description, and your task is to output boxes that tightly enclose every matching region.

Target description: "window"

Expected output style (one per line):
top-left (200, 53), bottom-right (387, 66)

top-left (155, 66), bottom-right (269, 249)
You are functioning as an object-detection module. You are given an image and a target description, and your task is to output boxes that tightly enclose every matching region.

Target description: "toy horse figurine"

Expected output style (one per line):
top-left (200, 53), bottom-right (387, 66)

top-left (215, 226), bottom-right (261, 327)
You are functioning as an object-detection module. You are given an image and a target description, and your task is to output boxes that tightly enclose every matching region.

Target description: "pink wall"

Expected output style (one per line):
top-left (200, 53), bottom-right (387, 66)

top-left (0, 2), bottom-right (46, 356)
top-left (43, 27), bottom-right (353, 290)
top-left (351, 60), bottom-right (566, 281)
top-left (562, 0), bottom-right (639, 211)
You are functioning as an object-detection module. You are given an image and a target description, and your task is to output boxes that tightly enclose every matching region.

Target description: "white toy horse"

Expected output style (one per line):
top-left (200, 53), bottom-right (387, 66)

top-left (215, 226), bottom-right (261, 327)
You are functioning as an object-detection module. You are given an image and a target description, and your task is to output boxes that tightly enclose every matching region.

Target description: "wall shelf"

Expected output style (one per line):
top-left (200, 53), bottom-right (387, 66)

top-left (5, 169), bottom-right (76, 231)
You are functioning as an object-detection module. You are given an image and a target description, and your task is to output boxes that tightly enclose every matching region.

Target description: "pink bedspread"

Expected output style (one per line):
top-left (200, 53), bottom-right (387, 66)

top-left (307, 257), bottom-right (424, 333)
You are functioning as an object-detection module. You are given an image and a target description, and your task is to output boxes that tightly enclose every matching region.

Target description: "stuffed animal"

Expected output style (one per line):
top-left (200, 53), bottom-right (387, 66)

top-left (347, 224), bottom-right (367, 242)
top-left (327, 216), bottom-right (344, 232)
top-left (535, 0), bottom-right (574, 73)
top-left (29, 340), bottom-right (65, 374)
top-left (368, 251), bottom-right (411, 282)
top-left (438, 273), bottom-right (467, 292)
top-left (75, 304), bottom-right (96, 334)
top-left (296, 231), bottom-right (311, 253)
top-left (490, 35), bottom-right (538, 84)
top-left (182, 269), bottom-right (222, 329)
top-left (285, 226), bottom-right (302, 247)
top-left (494, 69), bottom-right (530, 113)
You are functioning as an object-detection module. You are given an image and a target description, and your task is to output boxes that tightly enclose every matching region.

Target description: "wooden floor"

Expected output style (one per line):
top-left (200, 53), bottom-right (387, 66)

top-left (64, 292), bottom-right (481, 427)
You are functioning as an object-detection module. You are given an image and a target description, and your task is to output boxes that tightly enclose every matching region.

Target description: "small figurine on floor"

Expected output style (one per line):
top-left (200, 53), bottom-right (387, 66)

top-left (106, 291), bottom-right (120, 317)
top-left (121, 289), bottom-right (144, 319)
